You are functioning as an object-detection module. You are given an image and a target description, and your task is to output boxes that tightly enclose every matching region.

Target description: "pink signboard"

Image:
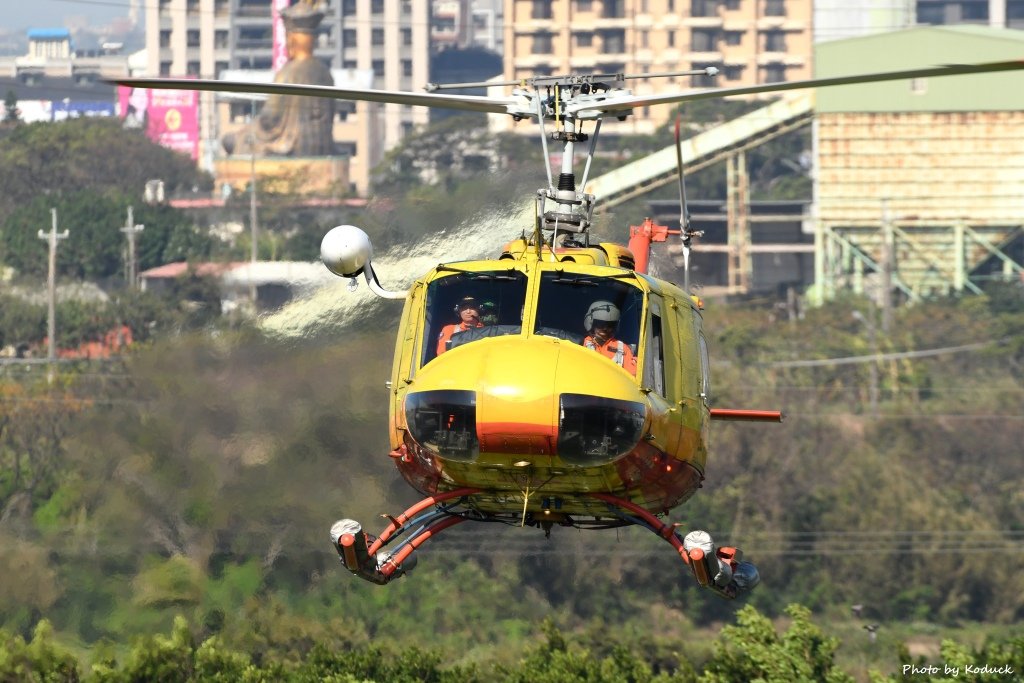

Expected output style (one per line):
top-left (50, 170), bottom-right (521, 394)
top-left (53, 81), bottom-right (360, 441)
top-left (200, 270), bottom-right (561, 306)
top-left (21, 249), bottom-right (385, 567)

top-left (272, 0), bottom-right (291, 72)
top-left (117, 85), bottom-right (199, 161)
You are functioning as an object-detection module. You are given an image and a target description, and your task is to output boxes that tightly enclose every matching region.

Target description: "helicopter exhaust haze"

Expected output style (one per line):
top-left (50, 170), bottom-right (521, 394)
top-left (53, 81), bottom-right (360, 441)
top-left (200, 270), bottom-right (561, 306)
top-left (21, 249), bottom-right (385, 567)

top-left (260, 202), bottom-right (532, 339)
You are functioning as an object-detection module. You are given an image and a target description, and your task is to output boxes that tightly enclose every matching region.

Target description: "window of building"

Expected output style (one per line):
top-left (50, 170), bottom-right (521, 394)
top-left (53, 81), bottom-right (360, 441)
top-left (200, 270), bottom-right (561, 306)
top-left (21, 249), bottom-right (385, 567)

top-left (532, 0), bottom-right (553, 19)
top-left (1010, 0), bottom-right (1024, 27)
top-left (372, 28), bottom-right (384, 45)
top-left (763, 63), bottom-right (785, 83)
top-left (342, 0), bottom-right (356, 16)
top-left (639, 30), bottom-right (649, 49)
top-left (764, 0), bottom-right (785, 16)
top-left (342, 28), bottom-right (356, 46)
top-left (668, 0), bottom-right (675, 10)
top-left (691, 29), bottom-right (719, 52)
top-left (372, 59), bottom-right (384, 77)
top-left (401, 27), bottom-right (413, 45)
top-left (576, 32), bottom-right (593, 48)
top-left (402, 59), bottom-right (413, 76)
top-left (372, 0), bottom-right (384, 13)
top-left (214, 30), bottom-right (229, 49)
top-left (603, 0), bottom-right (625, 18)
top-left (667, 31), bottom-right (675, 47)
top-left (691, 0), bottom-right (719, 17)
top-left (343, 59), bottom-right (357, 69)
top-left (577, 0), bottom-right (592, 10)
top-left (724, 64), bottom-right (743, 80)
top-left (238, 26), bottom-right (271, 49)
top-left (187, 30), bottom-right (200, 47)
top-left (160, 61), bottom-right (171, 76)
top-left (215, 61), bottom-right (228, 78)
top-left (532, 33), bottom-right (553, 53)
top-left (601, 29), bottom-right (626, 53)
top-left (159, 30), bottom-right (171, 48)
top-left (763, 30), bottom-right (786, 52)
top-left (402, 1), bottom-right (412, 14)
top-left (724, 31), bottom-right (742, 46)
top-left (692, 62), bottom-right (720, 87)
top-left (187, 61), bottom-right (200, 76)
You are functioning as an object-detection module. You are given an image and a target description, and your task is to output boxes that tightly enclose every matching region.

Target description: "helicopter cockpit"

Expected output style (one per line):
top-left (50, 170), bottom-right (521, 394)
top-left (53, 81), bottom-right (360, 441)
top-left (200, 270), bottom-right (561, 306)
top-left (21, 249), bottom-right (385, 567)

top-left (421, 269), bottom-right (529, 365)
top-left (532, 272), bottom-right (642, 371)
top-left (420, 265), bottom-right (645, 376)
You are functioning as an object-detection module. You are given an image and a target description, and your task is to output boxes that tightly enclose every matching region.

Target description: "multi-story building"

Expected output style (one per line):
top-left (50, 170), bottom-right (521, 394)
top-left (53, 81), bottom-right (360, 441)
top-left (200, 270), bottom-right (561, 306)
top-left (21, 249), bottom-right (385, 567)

top-left (145, 0), bottom-right (430, 194)
top-left (814, 0), bottom-right (1024, 44)
top-left (431, 0), bottom-right (504, 52)
top-left (500, 0), bottom-right (813, 135)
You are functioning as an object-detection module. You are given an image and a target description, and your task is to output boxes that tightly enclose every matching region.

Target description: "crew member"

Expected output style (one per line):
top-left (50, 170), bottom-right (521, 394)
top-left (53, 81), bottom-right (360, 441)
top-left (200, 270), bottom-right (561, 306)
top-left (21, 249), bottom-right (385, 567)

top-left (582, 300), bottom-right (637, 375)
top-left (437, 296), bottom-right (486, 355)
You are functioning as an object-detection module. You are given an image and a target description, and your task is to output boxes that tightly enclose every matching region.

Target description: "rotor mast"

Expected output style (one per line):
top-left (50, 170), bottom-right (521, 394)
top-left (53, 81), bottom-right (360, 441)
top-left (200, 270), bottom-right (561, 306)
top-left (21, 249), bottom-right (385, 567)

top-left (429, 68), bottom-right (718, 245)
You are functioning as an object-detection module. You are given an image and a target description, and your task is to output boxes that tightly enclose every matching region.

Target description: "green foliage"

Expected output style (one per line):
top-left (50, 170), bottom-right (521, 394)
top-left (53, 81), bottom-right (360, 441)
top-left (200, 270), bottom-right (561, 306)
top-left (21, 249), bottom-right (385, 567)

top-left (0, 620), bottom-right (79, 681)
top-left (701, 605), bottom-right (853, 683)
top-left (2, 89), bottom-right (19, 125)
top-left (0, 293), bottom-right (45, 348)
top-left (0, 191), bottom-right (214, 281)
top-left (0, 118), bottom-right (209, 228)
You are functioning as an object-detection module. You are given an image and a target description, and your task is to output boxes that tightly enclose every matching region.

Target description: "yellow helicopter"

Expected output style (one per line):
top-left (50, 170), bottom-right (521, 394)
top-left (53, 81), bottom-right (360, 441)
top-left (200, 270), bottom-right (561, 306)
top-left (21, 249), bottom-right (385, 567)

top-left (118, 57), bottom-right (1024, 599)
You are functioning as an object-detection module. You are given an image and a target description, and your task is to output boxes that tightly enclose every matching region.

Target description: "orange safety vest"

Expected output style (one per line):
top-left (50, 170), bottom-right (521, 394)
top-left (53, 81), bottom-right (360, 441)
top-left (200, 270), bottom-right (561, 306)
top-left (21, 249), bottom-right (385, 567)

top-left (437, 321), bottom-right (485, 355)
top-left (583, 335), bottom-right (637, 375)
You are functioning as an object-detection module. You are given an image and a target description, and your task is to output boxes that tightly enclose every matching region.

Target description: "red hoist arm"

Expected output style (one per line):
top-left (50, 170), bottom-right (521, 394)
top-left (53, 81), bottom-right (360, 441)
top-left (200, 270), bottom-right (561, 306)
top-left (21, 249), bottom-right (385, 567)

top-left (627, 218), bottom-right (679, 274)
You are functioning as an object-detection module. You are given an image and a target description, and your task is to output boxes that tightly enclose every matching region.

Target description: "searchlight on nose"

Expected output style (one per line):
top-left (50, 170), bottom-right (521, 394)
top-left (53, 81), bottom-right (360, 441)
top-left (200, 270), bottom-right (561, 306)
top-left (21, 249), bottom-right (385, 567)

top-left (320, 225), bottom-right (408, 300)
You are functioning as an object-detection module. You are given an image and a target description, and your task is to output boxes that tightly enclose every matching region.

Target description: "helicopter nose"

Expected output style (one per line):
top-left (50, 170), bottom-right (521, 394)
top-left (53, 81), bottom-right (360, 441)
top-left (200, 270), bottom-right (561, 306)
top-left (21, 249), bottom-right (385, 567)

top-left (405, 336), bottom-right (647, 466)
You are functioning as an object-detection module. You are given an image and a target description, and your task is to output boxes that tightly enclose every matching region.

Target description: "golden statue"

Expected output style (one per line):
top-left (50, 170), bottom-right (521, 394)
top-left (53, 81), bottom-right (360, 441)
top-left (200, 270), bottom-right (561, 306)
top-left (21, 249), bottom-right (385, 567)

top-left (223, 0), bottom-right (335, 157)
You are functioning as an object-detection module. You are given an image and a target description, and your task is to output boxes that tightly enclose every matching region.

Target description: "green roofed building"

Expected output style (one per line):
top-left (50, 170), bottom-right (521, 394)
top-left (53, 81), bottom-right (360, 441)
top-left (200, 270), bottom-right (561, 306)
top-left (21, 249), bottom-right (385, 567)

top-left (812, 25), bottom-right (1024, 302)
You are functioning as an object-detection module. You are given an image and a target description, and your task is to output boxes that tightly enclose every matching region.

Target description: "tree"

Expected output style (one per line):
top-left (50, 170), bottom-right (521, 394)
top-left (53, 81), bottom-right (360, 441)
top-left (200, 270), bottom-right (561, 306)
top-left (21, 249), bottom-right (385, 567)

top-left (2, 90), bottom-right (20, 126)
top-left (701, 604), bottom-right (854, 683)
top-left (0, 117), bottom-right (211, 229)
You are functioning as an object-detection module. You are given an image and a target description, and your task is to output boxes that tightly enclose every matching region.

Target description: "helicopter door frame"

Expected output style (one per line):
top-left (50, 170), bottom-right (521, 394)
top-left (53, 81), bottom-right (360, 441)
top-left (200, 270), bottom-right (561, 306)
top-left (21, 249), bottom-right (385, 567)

top-left (642, 294), bottom-right (667, 398)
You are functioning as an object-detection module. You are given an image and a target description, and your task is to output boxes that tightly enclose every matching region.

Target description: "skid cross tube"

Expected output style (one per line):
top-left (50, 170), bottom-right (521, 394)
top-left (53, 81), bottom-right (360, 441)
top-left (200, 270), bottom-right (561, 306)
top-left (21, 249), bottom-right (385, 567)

top-left (367, 487), bottom-right (481, 556)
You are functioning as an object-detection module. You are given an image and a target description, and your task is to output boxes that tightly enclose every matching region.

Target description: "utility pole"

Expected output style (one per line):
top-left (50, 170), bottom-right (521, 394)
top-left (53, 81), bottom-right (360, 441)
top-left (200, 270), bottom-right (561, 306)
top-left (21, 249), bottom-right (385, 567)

top-left (248, 98), bottom-right (259, 306)
top-left (120, 205), bottom-right (145, 289)
top-left (38, 208), bottom-right (69, 385)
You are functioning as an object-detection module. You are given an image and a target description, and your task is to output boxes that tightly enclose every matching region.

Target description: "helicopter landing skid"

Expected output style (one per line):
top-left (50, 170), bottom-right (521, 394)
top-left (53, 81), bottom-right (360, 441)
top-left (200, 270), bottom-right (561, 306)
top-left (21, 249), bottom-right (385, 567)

top-left (330, 487), bottom-right (758, 597)
top-left (589, 493), bottom-right (760, 600)
top-left (330, 488), bottom-right (481, 585)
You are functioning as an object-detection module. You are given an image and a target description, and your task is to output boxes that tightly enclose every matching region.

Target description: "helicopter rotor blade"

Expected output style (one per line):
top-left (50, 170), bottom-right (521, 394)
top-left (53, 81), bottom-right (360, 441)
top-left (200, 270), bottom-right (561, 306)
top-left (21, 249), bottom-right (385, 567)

top-left (569, 59), bottom-right (1024, 115)
top-left (112, 77), bottom-right (521, 115)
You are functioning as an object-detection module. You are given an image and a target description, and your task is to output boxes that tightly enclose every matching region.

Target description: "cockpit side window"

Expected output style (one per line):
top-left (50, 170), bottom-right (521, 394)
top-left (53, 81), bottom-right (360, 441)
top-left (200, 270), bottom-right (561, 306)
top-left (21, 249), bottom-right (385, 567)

top-left (421, 270), bottom-right (527, 366)
top-left (533, 271), bottom-right (643, 354)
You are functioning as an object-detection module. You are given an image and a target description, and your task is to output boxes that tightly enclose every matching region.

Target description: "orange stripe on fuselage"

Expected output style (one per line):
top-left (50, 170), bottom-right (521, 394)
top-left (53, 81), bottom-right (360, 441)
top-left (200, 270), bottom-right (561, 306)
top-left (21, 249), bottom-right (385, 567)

top-left (477, 421), bottom-right (557, 455)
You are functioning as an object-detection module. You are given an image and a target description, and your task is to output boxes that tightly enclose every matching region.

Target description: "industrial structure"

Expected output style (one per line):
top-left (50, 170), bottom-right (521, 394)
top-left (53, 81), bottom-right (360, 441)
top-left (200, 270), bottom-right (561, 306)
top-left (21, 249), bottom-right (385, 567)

top-left (585, 25), bottom-right (1024, 302)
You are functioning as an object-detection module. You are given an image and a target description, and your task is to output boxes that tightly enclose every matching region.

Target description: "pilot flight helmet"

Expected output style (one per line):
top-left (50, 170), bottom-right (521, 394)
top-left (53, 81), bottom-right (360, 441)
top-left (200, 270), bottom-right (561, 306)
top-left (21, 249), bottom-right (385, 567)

top-left (584, 300), bottom-right (620, 332)
top-left (454, 295), bottom-right (480, 314)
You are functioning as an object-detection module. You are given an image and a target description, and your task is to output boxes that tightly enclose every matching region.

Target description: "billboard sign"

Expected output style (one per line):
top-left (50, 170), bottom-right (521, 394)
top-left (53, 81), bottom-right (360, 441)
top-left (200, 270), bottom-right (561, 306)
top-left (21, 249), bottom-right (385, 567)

top-left (117, 85), bottom-right (199, 160)
top-left (272, 0), bottom-right (291, 72)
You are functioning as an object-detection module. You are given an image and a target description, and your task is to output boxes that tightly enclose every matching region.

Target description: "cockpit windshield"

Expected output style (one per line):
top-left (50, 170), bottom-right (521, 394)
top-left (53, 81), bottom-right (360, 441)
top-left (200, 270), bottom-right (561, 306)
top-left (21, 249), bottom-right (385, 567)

top-left (421, 269), bottom-right (528, 366)
top-left (533, 272), bottom-right (643, 369)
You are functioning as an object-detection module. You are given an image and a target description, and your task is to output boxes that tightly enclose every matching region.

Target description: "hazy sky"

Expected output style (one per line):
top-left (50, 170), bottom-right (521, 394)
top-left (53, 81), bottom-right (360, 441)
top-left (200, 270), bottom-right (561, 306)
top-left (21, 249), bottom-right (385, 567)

top-left (2, 0), bottom-right (131, 32)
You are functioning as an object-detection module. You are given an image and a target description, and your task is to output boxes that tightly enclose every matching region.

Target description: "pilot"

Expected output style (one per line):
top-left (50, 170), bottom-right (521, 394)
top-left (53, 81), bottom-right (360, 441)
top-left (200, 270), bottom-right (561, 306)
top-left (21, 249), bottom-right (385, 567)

top-left (582, 300), bottom-right (637, 375)
top-left (437, 296), bottom-right (487, 355)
